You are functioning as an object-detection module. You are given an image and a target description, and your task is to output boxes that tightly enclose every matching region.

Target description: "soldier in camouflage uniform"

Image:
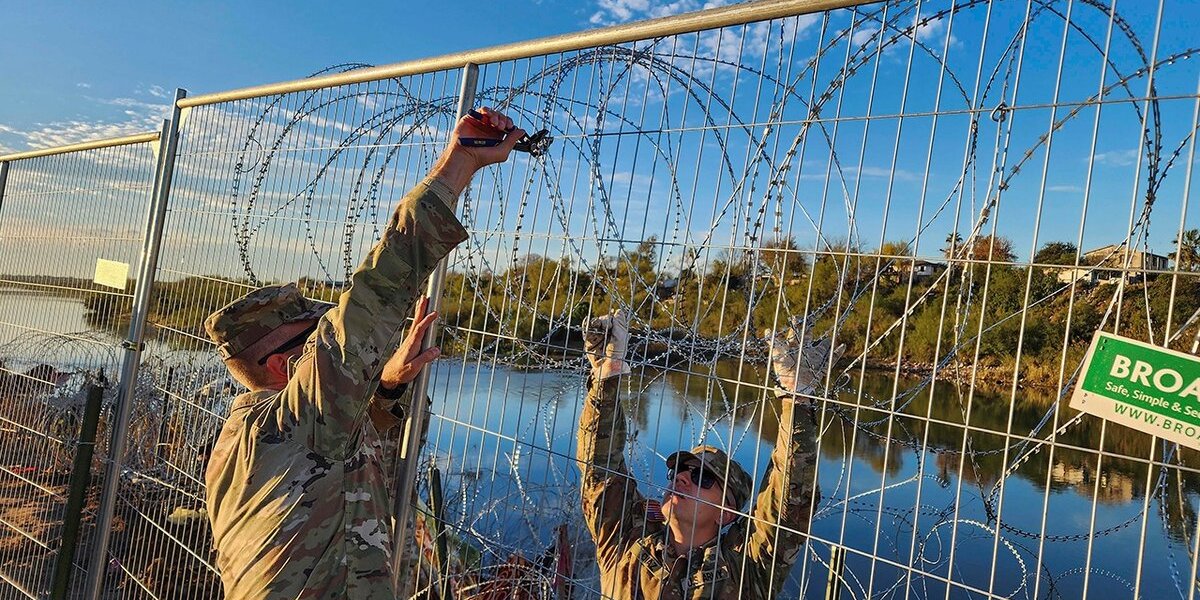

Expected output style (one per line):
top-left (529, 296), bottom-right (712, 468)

top-left (203, 108), bottom-right (525, 599)
top-left (577, 311), bottom-right (844, 599)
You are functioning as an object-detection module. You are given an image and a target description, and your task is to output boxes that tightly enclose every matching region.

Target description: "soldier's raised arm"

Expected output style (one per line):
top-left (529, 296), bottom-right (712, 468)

top-left (274, 109), bottom-right (524, 458)
top-left (575, 310), bottom-right (648, 568)
top-left (744, 328), bottom-right (843, 578)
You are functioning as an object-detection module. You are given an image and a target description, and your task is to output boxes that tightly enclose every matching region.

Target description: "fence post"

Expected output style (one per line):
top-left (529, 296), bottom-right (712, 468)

top-left (0, 161), bottom-right (9, 213)
top-left (49, 376), bottom-right (106, 600)
top-left (83, 88), bottom-right (187, 600)
top-left (825, 544), bottom-right (846, 600)
top-left (390, 62), bottom-right (479, 592)
top-left (428, 464), bottom-right (450, 600)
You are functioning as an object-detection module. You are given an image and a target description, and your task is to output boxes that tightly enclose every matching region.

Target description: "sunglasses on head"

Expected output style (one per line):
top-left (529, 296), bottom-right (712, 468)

top-left (257, 322), bottom-right (320, 365)
top-left (668, 463), bottom-right (724, 490)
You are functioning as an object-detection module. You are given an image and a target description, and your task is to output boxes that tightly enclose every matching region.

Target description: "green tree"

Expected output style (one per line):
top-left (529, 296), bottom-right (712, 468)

top-left (967, 235), bottom-right (1015, 263)
top-left (943, 232), bottom-right (964, 258)
top-left (1033, 241), bottom-right (1079, 266)
top-left (1173, 228), bottom-right (1200, 271)
top-left (758, 236), bottom-right (807, 280)
top-left (879, 240), bottom-right (913, 258)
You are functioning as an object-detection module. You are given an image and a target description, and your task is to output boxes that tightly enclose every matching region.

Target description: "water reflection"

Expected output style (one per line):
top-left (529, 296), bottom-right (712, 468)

top-left (3, 292), bottom-right (1198, 598)
top-left (427, 360), bottom-right (1200, 599)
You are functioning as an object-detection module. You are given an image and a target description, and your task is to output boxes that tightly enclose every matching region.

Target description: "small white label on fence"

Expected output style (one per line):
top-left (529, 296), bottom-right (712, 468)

top-left (1070, 331), bottom-right (1200, 450)
top-left (93, 259), bottom-right (130, 290)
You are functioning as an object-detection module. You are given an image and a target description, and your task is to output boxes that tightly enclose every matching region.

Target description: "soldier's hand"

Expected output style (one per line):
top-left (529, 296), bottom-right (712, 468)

top-left (380, 297), bottom-right (441, 389)
top-left (451, 107), bottom-right (525, 167)
top-left (764, 326), bottom-right (845, 398)
top-left (582, 309), bottom-right (631, 380)
top-left (431, 107), bottom-right (526, 196)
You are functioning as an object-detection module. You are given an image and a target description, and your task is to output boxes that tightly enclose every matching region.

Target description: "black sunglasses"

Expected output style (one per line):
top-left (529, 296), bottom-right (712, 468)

top-left (668, 463), bottom-right (724, 490)
top-left (257, 322), bottom-right (320, 365)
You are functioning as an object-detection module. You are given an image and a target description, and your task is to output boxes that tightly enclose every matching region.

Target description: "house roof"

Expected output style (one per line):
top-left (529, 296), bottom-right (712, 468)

top-left (1083, 244), bottom-right (1168, 260)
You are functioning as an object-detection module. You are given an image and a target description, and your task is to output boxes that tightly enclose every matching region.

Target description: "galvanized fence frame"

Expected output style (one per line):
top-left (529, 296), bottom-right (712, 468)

top-left (0, 128), bottom-right (166, 598)
top-left (2, 0), bottom-right (1200, 598)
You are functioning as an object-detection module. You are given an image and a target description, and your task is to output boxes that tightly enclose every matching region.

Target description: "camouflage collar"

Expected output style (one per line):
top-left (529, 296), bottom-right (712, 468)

top-left (229, 389), bottom-right (281, 413)
top-left (638, 531), bottom-right (729, 573)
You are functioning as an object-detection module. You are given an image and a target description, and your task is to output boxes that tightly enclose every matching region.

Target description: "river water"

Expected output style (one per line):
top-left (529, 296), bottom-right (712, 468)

top-left (0, 287), bottom-right (125, 373)
top-left (424, 359), bottom-right (1197, 599)
top-left (1, 291), bottom-right (1194, 599)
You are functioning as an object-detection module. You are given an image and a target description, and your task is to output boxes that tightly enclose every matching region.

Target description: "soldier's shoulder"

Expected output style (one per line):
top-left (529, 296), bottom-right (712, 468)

top-left (227, 388), bottom-right (283, 413)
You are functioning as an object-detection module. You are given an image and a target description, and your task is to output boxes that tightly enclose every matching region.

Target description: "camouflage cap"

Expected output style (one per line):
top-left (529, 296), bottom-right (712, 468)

top-left (204, 284), bottom-right (334, 360)
top-left (666, 445), bottom-right (753, 510)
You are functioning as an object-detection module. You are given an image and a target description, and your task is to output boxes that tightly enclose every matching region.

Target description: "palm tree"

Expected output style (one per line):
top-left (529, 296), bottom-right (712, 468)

top-left (1171, 226), bottom-right (1200, 270)
top-left (1173, 228), bottom-right (1200, 271)
top-left (942, 232), bottom-right (964, 259)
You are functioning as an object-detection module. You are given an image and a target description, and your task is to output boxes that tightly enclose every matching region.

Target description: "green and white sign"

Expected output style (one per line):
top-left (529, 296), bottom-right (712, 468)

top-left (1070, 332), bottom-right (1200, 449)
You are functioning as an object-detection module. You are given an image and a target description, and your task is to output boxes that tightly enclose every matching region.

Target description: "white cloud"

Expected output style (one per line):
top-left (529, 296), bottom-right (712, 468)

top-left (589, 0), bottom-right (723, 26)
top-left (136, 84), bottom-right (172, 100)
top-left (0, 91), bottom-right (170, 152)
top-left (851, 27), bottom-right (880, 47)
top-left (1046, 184), bottom-right (1082, 193)
top-left (915, 15), bottom-right (953, 45)
top-left (76, 82), bottom-right (92, 89)
top-left (19, 120), bottom-right (159, 149)
top-left (1093, 148), bottom-right (1140, 167)
top-left (799, 164), bottom-right (918, 182)
top-left (852, 14), bottom-right (960, 60)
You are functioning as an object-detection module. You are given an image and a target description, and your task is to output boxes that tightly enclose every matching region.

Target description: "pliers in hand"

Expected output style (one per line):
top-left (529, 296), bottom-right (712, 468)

top-left (459, 109), bottom-right (554, 157)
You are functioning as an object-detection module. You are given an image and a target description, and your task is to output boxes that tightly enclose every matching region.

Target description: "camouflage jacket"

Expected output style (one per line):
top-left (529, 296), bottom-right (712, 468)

top-left (576, 377), bottom-right (818, 600)
top-left (205, 178), bottom-right (468, 600)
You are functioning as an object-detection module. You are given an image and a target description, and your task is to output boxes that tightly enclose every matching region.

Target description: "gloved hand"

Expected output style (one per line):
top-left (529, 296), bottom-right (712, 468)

top-left (583, 310), bottom-right (631, 380)
top-left (764, 327), bottom-right (845, 398)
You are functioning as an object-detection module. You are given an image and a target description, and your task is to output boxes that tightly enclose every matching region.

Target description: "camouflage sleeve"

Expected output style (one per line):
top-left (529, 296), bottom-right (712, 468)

top-left (576, 375), bottom-right (647, 568)
top-left (278, 178), bottom-right (468, 459)
top-left (367, 386), bottom-right (411, 434)
top-left (744, 398), bottom-right (819, 575)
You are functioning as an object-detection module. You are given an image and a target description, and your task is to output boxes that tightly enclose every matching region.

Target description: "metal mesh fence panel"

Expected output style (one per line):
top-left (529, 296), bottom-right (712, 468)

top-left (0, 139), bottom-right (159, 598)
top-left (419, 2), bottom-right (1200, 598)
top-left (99, 68), bottom-right (466, 599)
top-left (1, 0), bottom-right (1199, 598)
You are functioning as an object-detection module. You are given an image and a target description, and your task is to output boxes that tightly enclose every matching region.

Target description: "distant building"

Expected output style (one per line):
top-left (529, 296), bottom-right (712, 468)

top-left (1082, 245), bottom-right (1169, 282)
top-left (912, 260), bottom-right (945, 280)
top-left (1055, 267), bottom-right (1098, 286)
top-left (886, 259), bottom-right (946, 283)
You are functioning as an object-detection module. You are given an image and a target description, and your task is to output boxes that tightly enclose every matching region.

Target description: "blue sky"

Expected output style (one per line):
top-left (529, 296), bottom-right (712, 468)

top-left (0, 0), bottom-right (680, 151)
top-left (1, 0), bottom-right (1198, 277)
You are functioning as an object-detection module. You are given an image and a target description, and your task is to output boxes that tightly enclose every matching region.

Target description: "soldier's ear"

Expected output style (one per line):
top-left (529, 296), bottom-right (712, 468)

top-left (262, 353), bottom-right (291, 382)
top-left (719, 505), bottom-right (738, 527)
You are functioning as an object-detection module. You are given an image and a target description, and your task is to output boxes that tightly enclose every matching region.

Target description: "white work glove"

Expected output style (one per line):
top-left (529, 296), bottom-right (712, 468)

top-left (764, 327), bottom-right (846, 398)
top-left (583, 310), bottom-right (631, 380)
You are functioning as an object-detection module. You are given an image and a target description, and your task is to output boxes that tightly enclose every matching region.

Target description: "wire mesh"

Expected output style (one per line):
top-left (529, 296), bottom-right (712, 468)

top-left (94, 66), bottom-right (467, 599)
top-left (0, 0), bottom-right (1198, 598)
top-left (418, 2), bottom-right (1200, 598)
top-left (0, 139), bottom-right (158, 598)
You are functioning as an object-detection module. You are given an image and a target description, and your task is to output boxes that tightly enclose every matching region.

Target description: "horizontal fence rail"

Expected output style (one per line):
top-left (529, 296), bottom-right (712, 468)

top-left (1, 0), bottom-right (1200, 598)
top-left (175, 0), bottom-right (866, 109)
top-left (0, 133), bottom-right (161, 164)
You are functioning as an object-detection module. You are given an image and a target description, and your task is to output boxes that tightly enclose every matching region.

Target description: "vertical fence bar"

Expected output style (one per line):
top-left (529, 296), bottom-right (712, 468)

top-left (428, 464), bottom-right (449, 600)
top-left (0, 161), bottom-right (8, 212)
top-left (390, 62), bottom-right (479, 589)
top-left (83, 88), bottom-right (187, 600)
top-left (825, 545), bottom-right (846, 600)
top-left (49, 377), bottom-right (105, 600)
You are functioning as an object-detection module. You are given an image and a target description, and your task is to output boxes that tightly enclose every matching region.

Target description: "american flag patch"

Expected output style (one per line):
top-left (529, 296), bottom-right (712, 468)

top-left (645, 500), bottom-right (664, 522)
